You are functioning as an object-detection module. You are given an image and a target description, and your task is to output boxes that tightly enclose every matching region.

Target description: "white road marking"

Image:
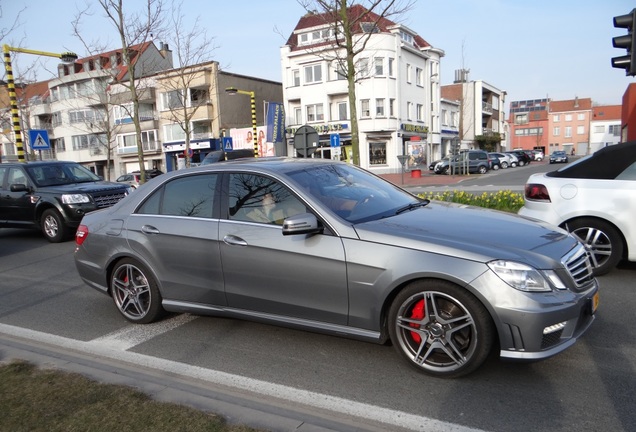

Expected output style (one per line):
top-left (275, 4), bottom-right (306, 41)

top-left (0, 322), bottom-right (486, 432)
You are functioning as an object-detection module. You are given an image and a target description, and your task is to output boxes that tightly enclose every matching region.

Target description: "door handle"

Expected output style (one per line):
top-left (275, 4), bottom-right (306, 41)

top-left (223, 235), bottom-right (247, 246)
top-left (141, 225), bottom-right (160, 234)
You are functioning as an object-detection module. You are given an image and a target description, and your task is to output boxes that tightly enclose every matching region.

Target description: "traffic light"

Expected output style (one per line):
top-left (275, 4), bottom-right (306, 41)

top-left (611, 9), bottom-right (636, 76)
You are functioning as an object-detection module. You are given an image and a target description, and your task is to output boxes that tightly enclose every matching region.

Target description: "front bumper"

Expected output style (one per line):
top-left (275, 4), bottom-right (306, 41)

top-left (472, 270), bottom-right (598, 360)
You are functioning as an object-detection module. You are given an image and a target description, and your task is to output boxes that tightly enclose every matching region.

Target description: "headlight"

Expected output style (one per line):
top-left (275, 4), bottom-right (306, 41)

top-left (488, 260), bottom-right (553, 292)
top-left (61, 193), bottom-right (91, 204)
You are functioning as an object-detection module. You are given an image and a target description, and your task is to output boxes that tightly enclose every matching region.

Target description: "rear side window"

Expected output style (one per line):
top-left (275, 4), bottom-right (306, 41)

top-left (137, 174), bottom-right (218, 218)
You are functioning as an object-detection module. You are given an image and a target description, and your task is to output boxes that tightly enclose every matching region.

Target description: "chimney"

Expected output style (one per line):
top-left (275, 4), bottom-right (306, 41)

top-left (574, 96), bottom-right (579, 108)
top-left (159, 42), bottom-right (173, 68)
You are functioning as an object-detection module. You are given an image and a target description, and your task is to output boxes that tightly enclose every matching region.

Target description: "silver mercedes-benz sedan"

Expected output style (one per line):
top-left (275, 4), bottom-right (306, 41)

top-left (74, 158), bottom-right (599, 378)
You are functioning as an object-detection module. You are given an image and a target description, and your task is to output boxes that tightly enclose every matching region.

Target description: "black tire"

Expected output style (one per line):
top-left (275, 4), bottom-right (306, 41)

top-left (110, 258), bottom-right (165, 323)
top-left (40, 208), bottom-right (68, 243)
top-left (388, 280), bottom-right (494, 378)
top-left (478, 165), bottom-right (488, 174)
top-left (566, 218), bottom-right (623, 276)
top-left (501, 161), bottom-right (509, 169)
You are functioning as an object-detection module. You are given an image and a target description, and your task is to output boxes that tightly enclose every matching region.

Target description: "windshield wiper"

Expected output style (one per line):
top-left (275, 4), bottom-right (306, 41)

top-left (395, 199), bottom-right (430, 215)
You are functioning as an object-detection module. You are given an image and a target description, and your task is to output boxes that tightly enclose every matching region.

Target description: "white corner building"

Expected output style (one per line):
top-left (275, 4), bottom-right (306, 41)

top-left (281, 6), bottom-right (444, 173)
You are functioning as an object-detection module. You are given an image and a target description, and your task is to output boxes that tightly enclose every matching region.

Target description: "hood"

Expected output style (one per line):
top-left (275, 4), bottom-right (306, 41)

top-left (354, 201), bottom-right (579, 269)
top-left (39, 181), bottom-right (128, 194)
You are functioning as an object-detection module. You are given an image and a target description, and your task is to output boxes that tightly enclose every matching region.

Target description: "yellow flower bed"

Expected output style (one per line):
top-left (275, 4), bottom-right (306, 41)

top-left (417, 190), bottom-right (525, 213)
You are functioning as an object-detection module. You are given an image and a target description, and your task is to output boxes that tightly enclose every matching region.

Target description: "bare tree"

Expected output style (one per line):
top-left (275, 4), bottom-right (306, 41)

top-left (158, 0), bottom-right (217, 168)
top-left (295, 0), bottom-right (414, 165)
top-left (95, 0), bottom-right (166, 183)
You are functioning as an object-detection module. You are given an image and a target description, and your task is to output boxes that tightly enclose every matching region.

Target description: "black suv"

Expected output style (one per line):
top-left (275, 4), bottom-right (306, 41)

top-left (0, 161), bottom-right (130, 242)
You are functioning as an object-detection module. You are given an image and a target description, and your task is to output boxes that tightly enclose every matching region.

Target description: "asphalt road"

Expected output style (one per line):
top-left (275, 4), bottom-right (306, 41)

top-left (1, 174), bottom-right (635, 432)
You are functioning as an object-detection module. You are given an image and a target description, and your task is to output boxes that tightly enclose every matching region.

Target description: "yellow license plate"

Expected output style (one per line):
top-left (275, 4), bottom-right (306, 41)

top-left (591, 292), bottom-right (600, 314)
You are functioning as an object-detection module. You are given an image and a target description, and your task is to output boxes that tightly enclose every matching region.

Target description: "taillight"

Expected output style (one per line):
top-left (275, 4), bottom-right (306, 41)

top-left (76, 224), bottom-right (89, 246)
top-left (524, 183), bottom-right (551, 202)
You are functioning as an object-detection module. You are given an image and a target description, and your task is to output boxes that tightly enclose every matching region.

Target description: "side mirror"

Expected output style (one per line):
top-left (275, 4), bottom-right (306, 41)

top-left (282, 212), bottom-right (323, 236)
top-left (10, 184), bottom-right (30, 193)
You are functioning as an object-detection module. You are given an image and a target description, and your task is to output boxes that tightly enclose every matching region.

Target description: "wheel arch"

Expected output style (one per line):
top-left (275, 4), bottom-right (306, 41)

top-left (104, 254), bottom-right (165, 298)
top-left (561, 215), bottom-right (628, 260)
top-left (378, 275), bottom-right (499, 346)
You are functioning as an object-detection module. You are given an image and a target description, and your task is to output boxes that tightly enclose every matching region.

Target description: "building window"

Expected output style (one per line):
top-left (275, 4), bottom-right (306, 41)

top-left (554, 126), bottom-right (560, 136)
top-left (375, 98), bottom-right (385, 117)
top-left (337, 102), bottom-right (348, 120)
top-left (593, 125), bottom-right (604, 133)
top-left (609, 124), bottom-right (621, 136)
top-left (565, 114), bottom-right (572, 121)
top-left (388, 58), bottom-right (394, 77)
top-left (369, 142), bottom-right (386, 165)
top-left (416, 68), bottom-right (423, 86)
top-left (416, 104), bottom-right (424, 121)
top-left (515, 113), bottom-right (528, 124)
top-left (358, 57), bottom-right (369, 78)
top-left (161, 90), bottom-right (184, 110)
top-left (441, 109), bottom-right (448, 126)
top-left (374, 57), bottom-right (384, 76)
top-left (577, 125), bottom-right (585, 135)
top-left (292, 69), bottom-right (300, 86)
top-left (389, 98), bottom-right (395, 117)
top-left (52, 138), bottom-right (65, 152)
top-left (565, 126), bottom-right (572, 138)
top-left (334, 63), bottom-right (347, 80)
top-left (164, 123), bottom-right (187, 142)
top-left (406, 64), bottom-right (412, 83)
top-left (553, 114), bottom-right (560, 122)
top-left (294, 107), bottom-right (302, 124)
top-left (304, 64), bottom-right (322, 84)
top-left (306, 104), bottom-right (324, 122)
top-left (361, 99), bottom-right (370, 117)
top-left (577, 113), bottom-right (585, 120)
top-left (407, 102), bottom-right (413, 120)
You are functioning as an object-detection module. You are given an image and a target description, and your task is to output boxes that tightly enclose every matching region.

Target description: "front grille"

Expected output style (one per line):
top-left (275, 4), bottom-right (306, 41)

top-left (563, 244), bottom-right (595, 288)
top-left (541, 329), bottom-right (564, 349)
top-left (91, 191), bottom-right (127, 208)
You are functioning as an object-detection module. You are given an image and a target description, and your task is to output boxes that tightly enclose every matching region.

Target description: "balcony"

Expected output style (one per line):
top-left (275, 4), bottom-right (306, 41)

top-left (482, 101), bottom-right (493, 114)
top-left (116, 140), bottom-right (162, 155)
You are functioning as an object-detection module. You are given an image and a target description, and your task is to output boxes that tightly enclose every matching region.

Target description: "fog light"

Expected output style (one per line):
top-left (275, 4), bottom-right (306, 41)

top-left (543, 321), bottom-right (567, 335)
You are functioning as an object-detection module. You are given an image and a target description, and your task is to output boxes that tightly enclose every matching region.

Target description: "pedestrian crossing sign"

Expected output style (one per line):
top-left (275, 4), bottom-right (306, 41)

top-left (29, 129), bottom-right (51, 150)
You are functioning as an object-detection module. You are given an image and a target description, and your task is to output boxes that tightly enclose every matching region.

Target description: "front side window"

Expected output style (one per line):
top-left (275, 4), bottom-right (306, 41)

top-left (138, 174), bottom-right (217, 218)
top-left (227, 174), bottom-right (305, 225)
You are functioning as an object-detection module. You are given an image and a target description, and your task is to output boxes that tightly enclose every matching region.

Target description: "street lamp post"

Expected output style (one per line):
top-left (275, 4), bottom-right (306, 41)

top-left (2, 44), bottom-right (78, 162)
top-left (225, 87), bottom-right (258, 157)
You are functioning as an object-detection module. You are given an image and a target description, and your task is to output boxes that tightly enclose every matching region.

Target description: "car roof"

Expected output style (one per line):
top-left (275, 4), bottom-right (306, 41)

top-left (548, 141), bottom-right (636, 179)
top-left (4, 160), bottom-right (74, 167)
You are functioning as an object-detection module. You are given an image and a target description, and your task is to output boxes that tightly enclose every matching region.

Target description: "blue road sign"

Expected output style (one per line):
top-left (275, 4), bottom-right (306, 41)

top-left (223, 136), bottom-right (233, 151)
top-left (29, 129), bottom-right (51, 150)
top-left (330, 133), bottom-right (341, 148)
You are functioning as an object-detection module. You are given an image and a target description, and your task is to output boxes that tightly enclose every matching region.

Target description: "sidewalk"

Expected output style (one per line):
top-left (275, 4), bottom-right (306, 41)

top-left (379, 168), bottom-right (466, 188)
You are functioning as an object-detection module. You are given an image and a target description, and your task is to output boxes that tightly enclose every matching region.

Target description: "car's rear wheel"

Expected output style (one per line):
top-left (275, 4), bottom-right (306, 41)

top-left (501, 161), bottom-right (508, 169)
top-left (566, 218), bottom-right (623, 276)
top-left (41, 208), bottom-right (68, 243)
top-left (110, 258), bottom-right (165, 323)
top-left (388, 280), bottom-right (494, 378)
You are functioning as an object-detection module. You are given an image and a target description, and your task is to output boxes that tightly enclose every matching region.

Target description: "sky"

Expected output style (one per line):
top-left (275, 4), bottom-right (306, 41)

top-left (2, 0), bottom-right (636, 108)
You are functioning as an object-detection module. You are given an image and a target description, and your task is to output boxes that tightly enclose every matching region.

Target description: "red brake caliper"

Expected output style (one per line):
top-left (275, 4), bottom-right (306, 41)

top-left (409, 299), bottom-right (425, 343)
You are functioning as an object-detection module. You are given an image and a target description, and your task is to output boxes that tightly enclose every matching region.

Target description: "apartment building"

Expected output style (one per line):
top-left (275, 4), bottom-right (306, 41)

top-left (281, 5), bottom-right (444, 173)
top-left (590, 105), bottom-right (621, 150)
top-left (508, 98), bottom-right (549, 152)
top-left (441, 70), bottom-right (507, 153)
top-left (548, 98), bottom-right (592, 155)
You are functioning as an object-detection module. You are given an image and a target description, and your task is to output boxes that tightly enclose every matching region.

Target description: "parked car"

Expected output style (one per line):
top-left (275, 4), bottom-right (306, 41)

top-left (434, 150), bottom-right (491, 174)
top-left (505, 152), bottom-right (520, 167)
top-left (74, 157), bottom-right (598, 378)
top-left (116, 169), bottom-right (163, 189)
top-left (520, 141), bottom-right (636, 275)
top-left (532, 150), bottom-right (544, 161)
top-left (489, 152), bottom-right (514, 169)
top-left (488, 154), bottom-right (501, 170)
top-left (201, 149), bottom-right (255, 165)
top-left (506, 150), bottom-right (532, 166)
top-left (549, 150), bottom-right (569, 164)
top-left (0, 161), bottom-right (130, 242)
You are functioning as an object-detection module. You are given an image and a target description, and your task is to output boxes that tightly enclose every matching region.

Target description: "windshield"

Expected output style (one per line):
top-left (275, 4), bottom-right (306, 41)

top-left (287, 163), bottom-right (419, 223)
top-left (26, 163), bottom-right (101, 187)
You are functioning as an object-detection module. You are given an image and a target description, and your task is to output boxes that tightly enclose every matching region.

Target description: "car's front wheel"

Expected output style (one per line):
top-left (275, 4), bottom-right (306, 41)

top-left (501, 161), bottom-right (509, 169)
top-left (41, 208), bottom-right (68, 243)
top-left (388, 280), bottom-right (494, 378)
top-left (566, 218), bottom-right (623, 276)
top-left (110, 258), bottom-right (165, 323)
top-left (478, 165), bottom-right (488, 174)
